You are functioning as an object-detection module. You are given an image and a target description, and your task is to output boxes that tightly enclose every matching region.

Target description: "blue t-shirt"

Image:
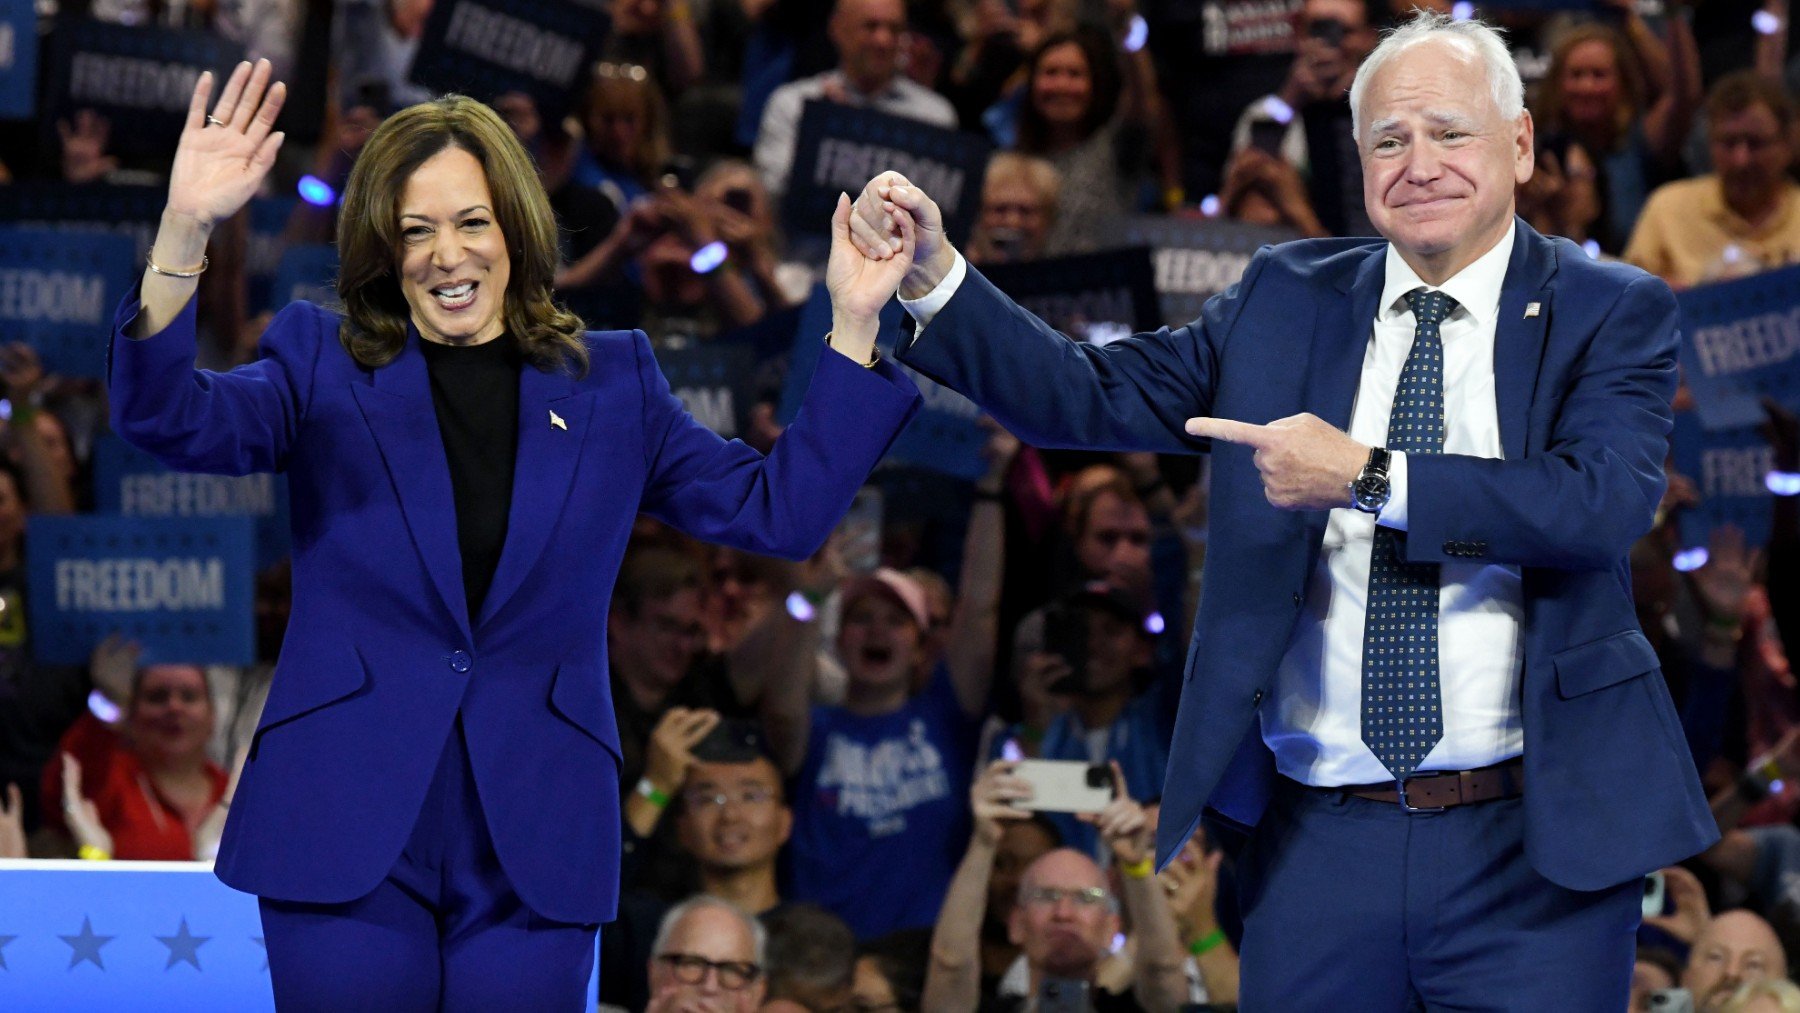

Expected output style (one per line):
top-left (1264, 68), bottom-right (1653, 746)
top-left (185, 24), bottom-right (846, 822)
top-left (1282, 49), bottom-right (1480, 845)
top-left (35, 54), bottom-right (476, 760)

top-left (787, 665), bottom-right (977, 939)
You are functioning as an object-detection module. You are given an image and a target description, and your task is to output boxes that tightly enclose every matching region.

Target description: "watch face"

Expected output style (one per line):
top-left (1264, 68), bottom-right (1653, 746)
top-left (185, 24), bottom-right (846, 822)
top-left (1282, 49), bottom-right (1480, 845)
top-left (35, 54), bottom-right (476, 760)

top-left (1353, 474), bottom-right (1389, 511)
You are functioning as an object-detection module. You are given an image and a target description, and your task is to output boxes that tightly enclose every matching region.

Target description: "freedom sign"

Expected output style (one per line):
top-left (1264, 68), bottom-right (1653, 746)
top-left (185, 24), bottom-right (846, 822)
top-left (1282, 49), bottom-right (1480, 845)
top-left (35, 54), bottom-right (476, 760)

top-left (93, 435), bottom-right (292, 571)
top-left (782, 101), bottom-right (991, 246)
top-left (0, 227), bottom-right (136, 379)
top-left (45, 18), bottom-right (243, 157)
top-left (27, 515), bottom-right (255, 666)
top-left (409, 0), bottom-right (611, 119)
top-left (1678, 264), bottom-right (1800, 431)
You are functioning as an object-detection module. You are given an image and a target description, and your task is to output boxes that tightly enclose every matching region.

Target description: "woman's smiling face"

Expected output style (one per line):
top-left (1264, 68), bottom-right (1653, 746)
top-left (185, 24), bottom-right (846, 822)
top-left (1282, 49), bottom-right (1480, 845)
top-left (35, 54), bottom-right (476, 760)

top-left (396, 144), bottom-right (511, 346)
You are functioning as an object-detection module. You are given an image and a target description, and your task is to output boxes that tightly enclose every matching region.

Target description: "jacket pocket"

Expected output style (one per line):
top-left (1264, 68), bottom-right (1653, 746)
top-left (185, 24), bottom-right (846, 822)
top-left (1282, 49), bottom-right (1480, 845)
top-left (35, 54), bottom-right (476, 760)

top-left (256, 642), bottom-right (372, 730)
top-left (1552, 629), bottom-right (1660, 699)
top-left (549, 656), bottom-right (624, 764)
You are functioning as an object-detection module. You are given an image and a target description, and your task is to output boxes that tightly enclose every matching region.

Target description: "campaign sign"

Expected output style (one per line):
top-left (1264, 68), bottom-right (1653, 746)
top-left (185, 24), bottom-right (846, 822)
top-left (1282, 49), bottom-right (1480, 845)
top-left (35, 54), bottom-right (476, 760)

top-left (782, 101), bottom-right (992, 246)
top-left (246, 196), bottom-right (298, 315)
top-left (0, 182), bottom-right (165, 264)
top-left (0, 227), bottom-right (135, 379)
top-left (268, 243), bottom-right (338, 311)
top-left (27, 515), bottom-right (255, 665)
top-left (0, 860), bottom-right (602, 1009)
top-left (778, 283), bottom-right (987, 481)
top-left (46, 19), bottom-right (243, 157)
top-left (409, 0), bottom-right (611, 119)
top-left (1679, 264), bottom-right (1800, 431)
top-left (1106, 215), bottom-right (1298, 327)
top-left (0, 0), bottom-right (38, 119)
top-left (1671, 412), bottom-right (1772, 551)
top-left (980, 247), bottom-right (1162, 343)
top-left (655, 337), bottom-right (760, 439)
top-left (94, 435), bottom-right (291, 570)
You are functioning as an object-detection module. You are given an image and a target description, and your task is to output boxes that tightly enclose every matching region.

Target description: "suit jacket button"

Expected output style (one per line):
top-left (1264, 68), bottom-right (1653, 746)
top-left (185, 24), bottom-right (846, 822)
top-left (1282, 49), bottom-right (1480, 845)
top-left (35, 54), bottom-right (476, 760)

top-left (449, 650), bottom-right (472, 674)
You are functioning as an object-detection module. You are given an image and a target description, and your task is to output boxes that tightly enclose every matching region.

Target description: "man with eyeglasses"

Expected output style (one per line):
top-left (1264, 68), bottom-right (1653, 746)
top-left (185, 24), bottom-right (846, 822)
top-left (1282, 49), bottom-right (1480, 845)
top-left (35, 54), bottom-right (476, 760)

top-left (646, 895), bottom-right (768, 1013)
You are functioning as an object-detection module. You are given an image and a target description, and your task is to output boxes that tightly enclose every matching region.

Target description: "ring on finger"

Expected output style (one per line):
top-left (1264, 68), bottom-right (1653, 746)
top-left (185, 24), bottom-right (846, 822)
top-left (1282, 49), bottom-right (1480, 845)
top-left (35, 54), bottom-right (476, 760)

top-left (206, 115), bottom-right (227, 127)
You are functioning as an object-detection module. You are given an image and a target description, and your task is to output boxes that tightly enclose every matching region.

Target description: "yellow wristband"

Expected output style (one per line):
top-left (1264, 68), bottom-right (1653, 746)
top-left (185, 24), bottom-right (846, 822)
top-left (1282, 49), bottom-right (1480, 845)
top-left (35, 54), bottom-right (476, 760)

top-left (1120, 855), bottom-right (1154, 880)
top-left (78, 844), bottom-right (111, 862)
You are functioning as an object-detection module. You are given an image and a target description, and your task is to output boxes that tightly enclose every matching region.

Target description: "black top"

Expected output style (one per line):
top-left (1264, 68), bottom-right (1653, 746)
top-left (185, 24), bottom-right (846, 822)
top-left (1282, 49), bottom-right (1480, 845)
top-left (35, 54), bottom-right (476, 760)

top-left (419, 332), bottom-right (523, 620)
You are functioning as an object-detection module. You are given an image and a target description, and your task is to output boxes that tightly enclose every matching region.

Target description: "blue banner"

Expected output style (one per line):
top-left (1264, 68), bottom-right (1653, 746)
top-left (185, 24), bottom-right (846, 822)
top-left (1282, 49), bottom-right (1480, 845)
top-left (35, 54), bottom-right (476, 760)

top-left (1105, 215), bottom-right (1298, 328)
top-left (268, 244), bottom-right (337, 312)
top-left (246, 196), bottom-right (298, 316)
top-left (781, 101), bottom-right (992, 246)
top-left (0, 183), bottom-right (165, 264)
top-left (778, 284), bottom-right (987, 481)
top-left (1671, 412), bottom-right (1773, 550)
top-left (1678, 264), bottom-right (1800, 431)
top-left (0, 860), bottom-right (602, 1009)
top-left (655, 337), bottom-right (760, 439)
top-left (0, 227), bottom-right (136, 379)
top-left (979, 247), bottom-right (1163, 343)
top-left (93, 436), bottom-right (291, 570)
top-left (409, 0), bottom-right (611, 119)
top-left (46, 18), bottom-right (244, 158)
top-left (0, 0), bottom-right (37, 119)
top-left (27, 516), bottom-right (255, 666)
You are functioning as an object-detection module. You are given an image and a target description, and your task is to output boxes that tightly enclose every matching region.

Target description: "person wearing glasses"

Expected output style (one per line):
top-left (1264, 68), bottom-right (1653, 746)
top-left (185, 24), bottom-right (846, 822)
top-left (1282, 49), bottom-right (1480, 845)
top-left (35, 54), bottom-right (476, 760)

top-left (646, 895), bottom-right (768, 1013)
top-left (923, 759), bottom-right (1188, 1010)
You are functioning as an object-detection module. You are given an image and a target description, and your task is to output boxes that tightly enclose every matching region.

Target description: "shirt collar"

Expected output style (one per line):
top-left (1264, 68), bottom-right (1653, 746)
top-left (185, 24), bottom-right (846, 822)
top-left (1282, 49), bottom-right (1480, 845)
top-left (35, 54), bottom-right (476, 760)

top-left (1378, 221), bottom-right (1516, 328)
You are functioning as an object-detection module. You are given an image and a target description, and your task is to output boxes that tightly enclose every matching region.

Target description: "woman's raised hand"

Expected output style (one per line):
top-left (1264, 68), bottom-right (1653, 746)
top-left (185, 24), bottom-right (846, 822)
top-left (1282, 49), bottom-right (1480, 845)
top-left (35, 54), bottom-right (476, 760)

top-left (166, 59), bottom-right (287, 229)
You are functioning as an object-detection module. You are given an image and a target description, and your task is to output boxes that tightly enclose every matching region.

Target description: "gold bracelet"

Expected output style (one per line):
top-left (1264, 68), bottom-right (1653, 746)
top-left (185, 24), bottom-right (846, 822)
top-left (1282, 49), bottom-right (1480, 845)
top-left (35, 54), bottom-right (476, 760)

top-left (146, 254), bottom-right (209, 278)
top-left (823, 332), bottom-right (880, 368)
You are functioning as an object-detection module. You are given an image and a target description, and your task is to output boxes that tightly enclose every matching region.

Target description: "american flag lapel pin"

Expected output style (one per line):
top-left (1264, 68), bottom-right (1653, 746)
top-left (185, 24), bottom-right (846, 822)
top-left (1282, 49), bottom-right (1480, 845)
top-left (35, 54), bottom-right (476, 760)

top-left (1524, 302), bottom-right (1541, 318)
top-left (549, 409), bottom-right (567, 431)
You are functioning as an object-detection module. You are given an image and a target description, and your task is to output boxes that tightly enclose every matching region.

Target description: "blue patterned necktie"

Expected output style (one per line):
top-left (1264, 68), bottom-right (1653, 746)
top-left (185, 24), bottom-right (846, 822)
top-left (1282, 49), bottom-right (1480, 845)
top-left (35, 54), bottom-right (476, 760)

top-left (1361, 287), bottom-right (1455, 780)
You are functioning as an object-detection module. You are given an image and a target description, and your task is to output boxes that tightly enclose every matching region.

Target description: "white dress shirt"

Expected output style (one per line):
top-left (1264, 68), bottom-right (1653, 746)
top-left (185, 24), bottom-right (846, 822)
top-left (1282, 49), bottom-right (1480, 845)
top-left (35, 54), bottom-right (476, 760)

top-left (901, 230), bottom-right (1526, 788)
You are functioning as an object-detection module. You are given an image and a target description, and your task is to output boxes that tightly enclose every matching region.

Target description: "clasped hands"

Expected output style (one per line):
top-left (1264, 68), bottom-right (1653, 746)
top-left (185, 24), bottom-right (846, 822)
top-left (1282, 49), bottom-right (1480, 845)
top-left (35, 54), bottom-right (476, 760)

top-left (843, 173), bottom-right (1371, 511)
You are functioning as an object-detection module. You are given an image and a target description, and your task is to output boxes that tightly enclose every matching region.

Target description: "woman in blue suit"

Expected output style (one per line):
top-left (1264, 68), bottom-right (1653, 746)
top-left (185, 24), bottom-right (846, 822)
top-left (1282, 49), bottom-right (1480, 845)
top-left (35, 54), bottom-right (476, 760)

top-left (109, 60), bottom-right (923, 1009)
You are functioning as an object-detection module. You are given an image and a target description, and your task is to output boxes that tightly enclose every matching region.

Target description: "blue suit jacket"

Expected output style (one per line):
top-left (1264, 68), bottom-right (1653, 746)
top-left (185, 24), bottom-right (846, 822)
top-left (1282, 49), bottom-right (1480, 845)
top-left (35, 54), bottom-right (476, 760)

top-left (108, 293), bottom-right (921, 924)
top-left (899, 220), bottom-right (1718, 892)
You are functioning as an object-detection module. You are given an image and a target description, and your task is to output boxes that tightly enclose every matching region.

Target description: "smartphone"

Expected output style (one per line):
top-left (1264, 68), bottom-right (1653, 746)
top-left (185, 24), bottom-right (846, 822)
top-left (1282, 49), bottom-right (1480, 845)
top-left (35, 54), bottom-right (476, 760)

top-left (839, 486), bottom-right (883, 575)
top-left (1642, 870), bottom-right (1667, 919)
top-left (1013, 760), bottom-right (1115, 813)
top-left (1249, 118), bottom-right (1288, 158)
top-left (1039, 976), bottom-right (1091, 1013)
top-left (1646, 989), bottom-right (1695, 1013)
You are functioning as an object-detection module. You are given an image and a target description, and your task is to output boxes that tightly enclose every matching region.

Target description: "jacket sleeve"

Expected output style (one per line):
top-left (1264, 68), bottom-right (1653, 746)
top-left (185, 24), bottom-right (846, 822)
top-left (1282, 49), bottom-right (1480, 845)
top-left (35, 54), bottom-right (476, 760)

top-left (1402, 274), bottom-right (1678, 570)
top-left (107, 288), bottom-right (321, 476)
top-left (635, 329), bottom-right (922, 560)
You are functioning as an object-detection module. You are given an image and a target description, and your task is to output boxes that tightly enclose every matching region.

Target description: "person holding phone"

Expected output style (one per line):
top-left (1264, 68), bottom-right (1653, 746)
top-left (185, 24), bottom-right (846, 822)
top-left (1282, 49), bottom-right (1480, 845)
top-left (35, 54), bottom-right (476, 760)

top-left (109, 60), bottom-right (922, 1006)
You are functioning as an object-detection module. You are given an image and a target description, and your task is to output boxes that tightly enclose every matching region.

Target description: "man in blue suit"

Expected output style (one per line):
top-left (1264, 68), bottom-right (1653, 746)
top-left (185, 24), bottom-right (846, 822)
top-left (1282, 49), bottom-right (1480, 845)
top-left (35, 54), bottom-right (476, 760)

top-left (848, 12), bottom-right (1717, 1010)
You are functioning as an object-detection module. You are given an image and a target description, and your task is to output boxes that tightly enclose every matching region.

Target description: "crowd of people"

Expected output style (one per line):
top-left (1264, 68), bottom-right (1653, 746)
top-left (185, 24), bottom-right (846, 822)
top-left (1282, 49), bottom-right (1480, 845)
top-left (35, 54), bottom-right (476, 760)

top-left (4, 0), bottom-right (1800, 1009)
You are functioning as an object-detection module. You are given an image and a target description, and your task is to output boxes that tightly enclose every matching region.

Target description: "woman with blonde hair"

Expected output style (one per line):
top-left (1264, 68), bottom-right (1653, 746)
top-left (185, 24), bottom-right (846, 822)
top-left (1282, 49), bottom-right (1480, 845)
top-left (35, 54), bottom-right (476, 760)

top-left (1722, 978), bottom-right (1800, 1013)
top-left (109, 58), bottom-right (922, 1006)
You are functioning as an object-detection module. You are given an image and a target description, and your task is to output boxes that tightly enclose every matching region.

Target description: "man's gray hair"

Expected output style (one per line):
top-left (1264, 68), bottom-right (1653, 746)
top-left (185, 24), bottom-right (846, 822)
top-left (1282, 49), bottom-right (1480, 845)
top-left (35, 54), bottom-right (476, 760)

top-left (1349, 10), bottom-right (1524, 144)
top-left (651, 894), bottom-right (768, 967)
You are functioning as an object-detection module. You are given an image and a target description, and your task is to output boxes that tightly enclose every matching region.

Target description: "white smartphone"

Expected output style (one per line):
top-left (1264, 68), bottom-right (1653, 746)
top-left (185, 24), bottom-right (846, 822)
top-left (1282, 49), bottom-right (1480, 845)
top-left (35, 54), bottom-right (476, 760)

top-left (1643, 870), bottom-right (1667, 919)
top-left (1012, 760), bottom-right (1115, 814)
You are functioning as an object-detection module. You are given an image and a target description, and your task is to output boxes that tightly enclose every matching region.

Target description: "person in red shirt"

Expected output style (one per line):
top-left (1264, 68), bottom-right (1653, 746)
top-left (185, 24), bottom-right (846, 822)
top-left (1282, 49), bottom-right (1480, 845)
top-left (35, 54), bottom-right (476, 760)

top-left (44, 663), bottom-right (229, 862)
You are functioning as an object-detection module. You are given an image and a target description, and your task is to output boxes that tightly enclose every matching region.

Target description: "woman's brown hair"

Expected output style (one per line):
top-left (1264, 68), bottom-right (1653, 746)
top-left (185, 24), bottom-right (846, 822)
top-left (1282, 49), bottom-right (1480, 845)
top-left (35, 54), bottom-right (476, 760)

top-left (335, 94), bottom-right (589, 376)
top-left (1536, 23), bottom-right (1645, 146)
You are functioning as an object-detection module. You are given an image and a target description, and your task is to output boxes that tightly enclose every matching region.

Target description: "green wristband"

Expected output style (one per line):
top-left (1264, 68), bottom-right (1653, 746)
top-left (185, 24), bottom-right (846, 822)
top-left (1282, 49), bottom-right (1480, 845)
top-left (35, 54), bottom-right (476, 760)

top-left (1188, 928), bottom-right (1227, 957)
top-left (634, 777), bottom-right (671, 808)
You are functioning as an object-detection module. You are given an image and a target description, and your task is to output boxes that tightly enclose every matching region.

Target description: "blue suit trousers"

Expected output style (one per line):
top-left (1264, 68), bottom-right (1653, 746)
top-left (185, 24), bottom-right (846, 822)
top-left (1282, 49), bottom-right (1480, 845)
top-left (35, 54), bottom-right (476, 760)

top-left (1237, 778), bottom-right (1641, 1011)
top-left (258, 717), bottom-right (599, 1010)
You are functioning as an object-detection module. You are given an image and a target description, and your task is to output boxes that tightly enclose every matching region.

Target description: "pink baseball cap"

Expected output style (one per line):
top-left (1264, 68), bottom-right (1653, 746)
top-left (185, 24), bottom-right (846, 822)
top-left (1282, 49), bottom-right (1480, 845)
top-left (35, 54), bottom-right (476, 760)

top-left (840, 567), bottom-right (931, 630)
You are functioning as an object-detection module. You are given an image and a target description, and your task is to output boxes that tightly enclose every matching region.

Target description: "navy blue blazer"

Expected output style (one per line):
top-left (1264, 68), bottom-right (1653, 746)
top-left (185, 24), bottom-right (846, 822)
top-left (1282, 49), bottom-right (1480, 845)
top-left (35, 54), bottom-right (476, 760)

top-left (899, 220), bottom-right (1718, 892)
top-left (108, 293), bottom-right (921, 923)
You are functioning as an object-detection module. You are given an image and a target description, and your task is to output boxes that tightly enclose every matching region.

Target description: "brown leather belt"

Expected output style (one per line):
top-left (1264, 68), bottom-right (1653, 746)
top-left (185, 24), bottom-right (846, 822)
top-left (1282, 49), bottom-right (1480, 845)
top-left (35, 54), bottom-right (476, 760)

top-left (1333, 757), bottom-right (1525, 811)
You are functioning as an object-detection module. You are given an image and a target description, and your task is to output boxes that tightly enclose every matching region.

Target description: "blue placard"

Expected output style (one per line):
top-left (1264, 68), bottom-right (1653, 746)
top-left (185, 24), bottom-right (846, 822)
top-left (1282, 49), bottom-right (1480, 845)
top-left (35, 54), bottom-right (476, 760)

top-left (979, 247), bottom-right (1163, 343)
top-left (0, 183), bottom-right (165, 264)
top-left (268, 244), bottom-right (338, 312)
top-left (1106, 215), bottom-right (1298, 328)
top-left (246, 196), bottom-right (298, 316)
top-left (0, 227), bottom-right (136, 379)
top-left (0, 860), bottom-right (602, 1009)
top-left (46, 18), bottom-right (244, 158)
top-left (778, 284), bottom-right (986, 480)
top-left (655, 337), bottom-right (760, 439)
top-left (1671, 413), bottom-right (1773, 550)
top-left (408, 0), bottom-right (611, 119)
top-left (26, 515), bottom-right (255, 666)
top-left (1678, 265), bottom-right (1800, 431)
top-left (780, 101), bottom-right (992, 246)
top-left (92, 435), bottom-right (291, 571)
top-left (0, 0), bottom-right (38, 119)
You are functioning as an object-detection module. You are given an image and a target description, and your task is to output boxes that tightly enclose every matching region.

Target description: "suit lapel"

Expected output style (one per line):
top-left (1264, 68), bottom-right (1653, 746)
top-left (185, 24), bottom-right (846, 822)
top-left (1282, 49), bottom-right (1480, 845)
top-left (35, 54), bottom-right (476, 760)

top-left (1296, 246), bottom-right (1385, 551)
top-left (352, 325), bottom-right (472, 642)
top-left (476, 361), bottom-right (595, 630)
top-left (1494, 219), bottom-right (1559, 462)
